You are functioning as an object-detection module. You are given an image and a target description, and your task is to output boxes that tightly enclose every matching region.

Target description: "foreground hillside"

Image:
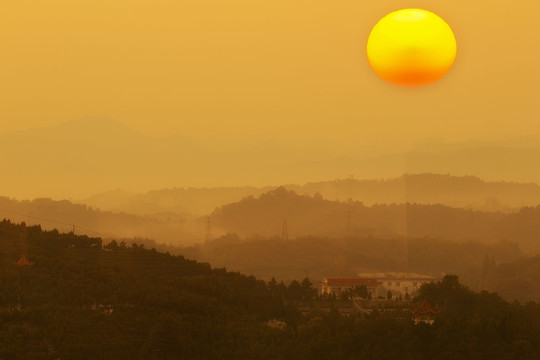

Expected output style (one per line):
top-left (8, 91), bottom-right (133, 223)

top-left (1, 220), bottom-right (540, 359)
top-left (210, 188), bottom-right (540, 253)
top-left (0, 220), bottom-right (286, 359)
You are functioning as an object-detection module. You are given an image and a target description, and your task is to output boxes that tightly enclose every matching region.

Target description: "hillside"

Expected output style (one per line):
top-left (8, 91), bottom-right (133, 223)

top-left (79, 173), bottom-right (540, 217)
top-left (0, 197), bottom-right (202, 245)
top-left (80, 186), bottom-right (273, 217)
top-left (181, 234), bottom-right (522, 291)
top-left (0, 219), bottom-right (286, 359)
top-left (210, 187), bottom-right (540, 253)
top-left (2, 220), bottom-right (540, 359)
top-left (294, 173), bottom-right (540, 211)
top-left (6, 180), bottom-right (540, 251)
top-left (5, 117), bottom-right (540, 202)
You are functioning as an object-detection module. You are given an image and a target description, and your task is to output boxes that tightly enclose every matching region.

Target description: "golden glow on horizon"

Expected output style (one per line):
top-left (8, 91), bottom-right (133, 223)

top-left (367, 9), bottom-right (457, 87)
top-left (1, 1), bottom-right (540, 200)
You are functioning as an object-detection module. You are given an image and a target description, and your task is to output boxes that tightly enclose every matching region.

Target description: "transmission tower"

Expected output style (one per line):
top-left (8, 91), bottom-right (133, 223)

top-left (205, 216), bottom-right (212, 242)
top-left (282, 221), bottom-right (288, 240)
top-left (346, 208), bottom-right (352, 235)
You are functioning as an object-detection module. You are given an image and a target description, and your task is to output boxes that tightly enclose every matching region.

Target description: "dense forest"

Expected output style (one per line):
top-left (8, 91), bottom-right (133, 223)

top-left (210, 187), bottom-right (540, 253)
top-left (180, 233), bottom-right (540, 303)
top-left (1, 220), bottom-right (540, 359)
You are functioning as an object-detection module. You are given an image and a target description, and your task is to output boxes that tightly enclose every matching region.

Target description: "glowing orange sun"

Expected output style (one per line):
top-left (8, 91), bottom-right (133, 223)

top-left (367, 9), bottom-right (457, 87)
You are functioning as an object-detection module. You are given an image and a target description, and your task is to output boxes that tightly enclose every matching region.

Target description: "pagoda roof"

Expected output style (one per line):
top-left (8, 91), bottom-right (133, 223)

top-left (16, 254), bottom-right (35, 266)
top-left (410, 300), bottom-right (441, 314)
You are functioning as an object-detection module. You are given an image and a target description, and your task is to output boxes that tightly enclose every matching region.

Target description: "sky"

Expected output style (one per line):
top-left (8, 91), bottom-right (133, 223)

top-left (1, 1), bottom-right (540, 197)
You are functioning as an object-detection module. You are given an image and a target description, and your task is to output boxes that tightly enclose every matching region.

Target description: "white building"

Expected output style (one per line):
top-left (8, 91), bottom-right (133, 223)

top-left (356, 272), bottom-right (439, 298)
top-left (321, 278), bottom-right (381, 298)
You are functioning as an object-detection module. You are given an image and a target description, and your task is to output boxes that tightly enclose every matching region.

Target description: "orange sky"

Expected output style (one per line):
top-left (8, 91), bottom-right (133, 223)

top-left (1, 1), bottom-right (540, 197)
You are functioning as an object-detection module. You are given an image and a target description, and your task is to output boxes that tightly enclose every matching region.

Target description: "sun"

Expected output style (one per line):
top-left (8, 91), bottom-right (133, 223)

top-left (367, 9), bottom-right (457, 88)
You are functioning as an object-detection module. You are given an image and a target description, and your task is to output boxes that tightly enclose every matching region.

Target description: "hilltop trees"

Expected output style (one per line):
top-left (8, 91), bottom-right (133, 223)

top-left (1, 220), bottom-right (540, 359)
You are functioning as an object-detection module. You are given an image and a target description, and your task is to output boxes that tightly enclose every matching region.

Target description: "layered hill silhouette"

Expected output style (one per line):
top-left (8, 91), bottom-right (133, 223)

top-left (5, 178), bottom-right (540, 251)
top-left (5, 117), bottom-right (540, 200)
top-left (210, 187), bottom-right (540, 253)
top-left (81, 173), bottom-right (540, 216)
top-left (80, 186), bottom-right (273, 217)
top-left (0, 197), bottom-right (202, 245)
top-left (296, 173), bottom-right (540, 211)
top-left (181, 233), bottom-right (522, 290)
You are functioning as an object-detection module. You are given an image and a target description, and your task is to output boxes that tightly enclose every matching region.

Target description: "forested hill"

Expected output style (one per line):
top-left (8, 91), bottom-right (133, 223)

top-left (0, 219), bottom-right (288, 359)
top-left (80, 173), bottom-right (540, 216)
top-left (2, 220), bottom-right (540, 359)
top-left (0, 197), bottom-right (201, 245)
top-left (294, 173), bottom-right (540, 211)
top-left (210, 187), bottom-right (540, 253)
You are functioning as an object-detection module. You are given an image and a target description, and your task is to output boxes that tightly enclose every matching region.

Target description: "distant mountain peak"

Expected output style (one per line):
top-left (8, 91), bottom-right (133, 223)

top-left (261, 187), bottom-right (299, 199)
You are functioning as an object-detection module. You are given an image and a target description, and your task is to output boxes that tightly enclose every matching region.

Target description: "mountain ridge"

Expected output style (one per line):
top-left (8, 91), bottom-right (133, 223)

top-left (4, 117), bottom-right (540, 199)
top-left (80, 173), bottom-right (540, 216)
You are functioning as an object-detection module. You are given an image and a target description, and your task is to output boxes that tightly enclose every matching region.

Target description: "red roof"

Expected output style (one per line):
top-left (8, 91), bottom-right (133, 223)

top-left (323, 278), bottom-right (381, 286)
top-left (16, 254), bottom-right (34, 266)
top-left (410, 300), bottom-right (441, 314)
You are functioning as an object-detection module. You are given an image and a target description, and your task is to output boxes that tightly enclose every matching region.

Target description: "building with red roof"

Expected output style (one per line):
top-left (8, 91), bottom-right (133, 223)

top-left (410, 300), bottom-right (441, 325)
top-left (16, 254), bottom-right (35, 266)
top-left (321, 278), bottom-right (381, 298)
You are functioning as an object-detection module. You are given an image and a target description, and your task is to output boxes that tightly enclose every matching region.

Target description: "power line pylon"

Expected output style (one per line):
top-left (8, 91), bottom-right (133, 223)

top-left (206, 216), bottom-right (212, 242)
top-left (346, 208), bottom-right (352, 236)
top-left (282, 221), bottom-right (288, 240)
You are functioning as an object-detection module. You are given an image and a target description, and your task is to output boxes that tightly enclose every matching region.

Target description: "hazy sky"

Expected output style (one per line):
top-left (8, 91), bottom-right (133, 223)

top-left (1, 1), bottom-right (538, 144)
top-left (1, 1), bottom-right (540, 200)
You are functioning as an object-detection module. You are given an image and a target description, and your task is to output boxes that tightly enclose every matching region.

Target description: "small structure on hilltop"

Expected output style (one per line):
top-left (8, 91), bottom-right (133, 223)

top-left (410, 300), bottom-right (441, 325)
top-left (15, 254), bottom-right (34, 311)
top-left (321, 278), bottom-right (381, 298)
top-left (16, 254), bottom-right (35, 266)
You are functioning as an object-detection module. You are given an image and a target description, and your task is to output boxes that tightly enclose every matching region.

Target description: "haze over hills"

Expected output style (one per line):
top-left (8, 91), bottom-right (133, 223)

top-left (0, 197), bottom-right (202, 245)
top-left (80, 173), bottom-right (540, 216)
top-left (80, 186), bottom-right (274, 217)
top-left (4, 173), bottom-right (540, 251)
top-left (210, 187), bottom-right (540, 254)
top-left (4, 117), bottom-right (540, 200)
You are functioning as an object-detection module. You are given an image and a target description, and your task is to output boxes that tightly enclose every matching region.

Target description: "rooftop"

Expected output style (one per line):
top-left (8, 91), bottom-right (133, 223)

top-left (323, 278), bottom-right (381, 286)
top-left (410, 300), bottom-right (441, 314)
top-left (16, 254), bottom-right (35, 266)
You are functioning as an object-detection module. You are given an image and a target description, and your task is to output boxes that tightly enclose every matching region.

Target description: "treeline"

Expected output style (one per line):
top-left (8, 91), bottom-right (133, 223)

top-left (81, 173), bottom-right (540, 217)
top-left (210, 187), bottom-right (540, 253)
top-left (2, 220), bottom-right (540, 359)
top-left (0, 219), bottom-right (306, 359)
top-left (297, 173), bottom-right (540, 211)
top-left (183, 233), bottom-right (540, 304)
top-left (0, 197), bottom-right (200, 245)
top-left (180, 233), bottom-right (529, 300)
top-left (480, 254), bottom-right (540, 303)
